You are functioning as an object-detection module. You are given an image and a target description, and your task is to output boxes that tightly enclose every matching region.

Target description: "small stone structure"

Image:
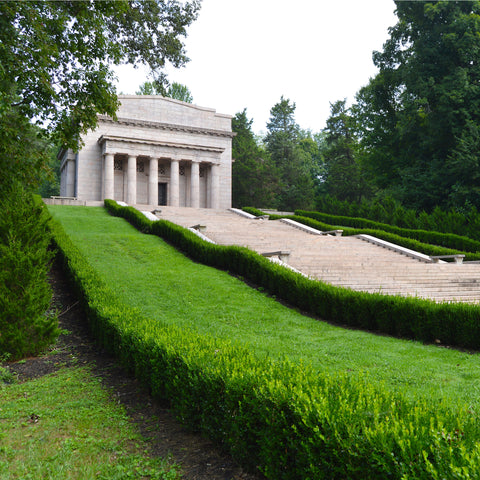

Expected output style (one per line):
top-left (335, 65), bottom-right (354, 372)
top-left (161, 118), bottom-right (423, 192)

top-left (59, 95), bottom-right (234, 209)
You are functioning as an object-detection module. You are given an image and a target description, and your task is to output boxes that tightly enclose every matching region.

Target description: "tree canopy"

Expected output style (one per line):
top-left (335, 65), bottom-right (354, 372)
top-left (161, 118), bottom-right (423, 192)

top-left (0, 0), bottom-right (200, 151)
top-left (322, 100), bottom-right (367, 203)
top-left (264, 97), bottom-right (316, 211)
top-left (232, 109), bottom-right (279, 208)
top-left (354, 0), bottom-right (480, 210)
top-left (136, 80), bottom-right (194, 103)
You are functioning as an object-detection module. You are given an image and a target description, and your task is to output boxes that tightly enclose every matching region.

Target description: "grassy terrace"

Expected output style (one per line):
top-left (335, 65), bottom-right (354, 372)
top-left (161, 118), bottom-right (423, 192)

top-left (48, 205), bottom-right (480, 411)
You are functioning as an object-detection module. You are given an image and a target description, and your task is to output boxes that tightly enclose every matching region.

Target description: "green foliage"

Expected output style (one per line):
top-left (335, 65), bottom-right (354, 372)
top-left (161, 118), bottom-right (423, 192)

top-left (0, 0), bottom-right (200, 149)
top-left (353, 0), bottom-right (480, 210)
top-left (0, 190), bottom-right (59, 360)
top-left (316, 194), bottom-right (480, 242)
top-left (264, 97), bottom-right (316, 211)
top-left (49, 202), bottom-right (480, 479)
top-left (232, 109), bottom-right (279, 208)
top-left (0, 101), bottom-right (53, 196)
top-left (322, 99), bottom-right (368, 202)
top-left (136, 80), bottom-right (194, 103)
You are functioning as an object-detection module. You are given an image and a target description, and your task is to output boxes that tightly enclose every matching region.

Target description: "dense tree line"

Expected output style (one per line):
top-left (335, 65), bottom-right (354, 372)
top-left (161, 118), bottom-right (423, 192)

top-left (232, 98), bottom-right (322, 211)
top-left (233, 1), bottom-right (480, 216)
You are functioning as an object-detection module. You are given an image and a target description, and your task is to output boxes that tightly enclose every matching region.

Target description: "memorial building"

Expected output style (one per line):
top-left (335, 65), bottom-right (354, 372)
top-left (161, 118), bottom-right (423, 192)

top-left (59, 95), bottom-right (234, 209)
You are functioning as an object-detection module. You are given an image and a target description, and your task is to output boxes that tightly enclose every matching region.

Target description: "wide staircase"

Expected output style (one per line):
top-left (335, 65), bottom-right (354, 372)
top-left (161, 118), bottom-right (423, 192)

top-left (142, 206), bottom-right (480, 304)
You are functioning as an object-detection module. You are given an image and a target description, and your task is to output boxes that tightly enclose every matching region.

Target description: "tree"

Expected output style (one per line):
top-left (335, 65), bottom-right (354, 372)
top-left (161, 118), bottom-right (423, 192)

top-left (136, 80), bottom-right (193, 103)
top-left (264, 97), bottom-right (315, 211)
top-left (0, 0), bottom-right (200, 149)
top-left (167, 82), bottom-right (194, 103)
top-left (232, 109), bottom-right (279, 208)
top-left (0, 187), bottom-right (59, 360)
top-left (322, 100), bottom-right (367, 202)
top-left (354, 0), bottom-right (480, 211)
top-left (0, 0), bottom-right (201, 359)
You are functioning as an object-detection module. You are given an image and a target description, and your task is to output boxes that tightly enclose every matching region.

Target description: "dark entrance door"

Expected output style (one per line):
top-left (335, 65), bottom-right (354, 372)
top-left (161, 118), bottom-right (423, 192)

top-left (158, 183), bottom-right (167, 206)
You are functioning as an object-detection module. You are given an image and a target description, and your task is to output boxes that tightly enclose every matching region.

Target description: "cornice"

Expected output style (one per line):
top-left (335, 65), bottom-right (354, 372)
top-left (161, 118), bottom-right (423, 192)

top-left (97, 115), bottom-right (235, 138)
top-left (97, 135), bottom-right (225, 154)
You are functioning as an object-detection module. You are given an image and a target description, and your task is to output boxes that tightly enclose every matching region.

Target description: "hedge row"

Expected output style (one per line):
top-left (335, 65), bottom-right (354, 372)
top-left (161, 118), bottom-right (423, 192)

top-left (107, 201), bottom-right (480, 350)
top-left (296, 209), bottom-right (480, 254)
top-left (316, 194), bottom-right (480, 241)
top-left (242, 207), bottom-right (480, 262)
top-left (49, 203), bottom-right (480, 479)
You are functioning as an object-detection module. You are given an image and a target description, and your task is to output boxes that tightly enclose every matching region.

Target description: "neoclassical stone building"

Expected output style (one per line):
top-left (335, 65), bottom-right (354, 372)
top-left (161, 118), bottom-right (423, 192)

top-left (59, 95), bottom-right (234, 209)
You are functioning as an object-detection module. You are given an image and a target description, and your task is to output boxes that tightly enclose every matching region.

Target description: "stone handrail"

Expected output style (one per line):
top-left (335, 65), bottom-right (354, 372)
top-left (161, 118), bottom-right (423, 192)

top-left (280, 218), bottom-right (342, 236)
top-left (261, 250), bottom-right (291, 263)
top-left (355, 234), bottom-right (434, 263)
top-left (431, 254), bottom-right (465, 264)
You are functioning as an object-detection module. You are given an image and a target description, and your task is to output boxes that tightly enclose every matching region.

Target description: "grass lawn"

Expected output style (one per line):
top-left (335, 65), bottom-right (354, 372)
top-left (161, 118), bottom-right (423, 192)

top-left (0, 366), bottom-right (180, 480)
top-left (48, 205), bottom-right (480, 410)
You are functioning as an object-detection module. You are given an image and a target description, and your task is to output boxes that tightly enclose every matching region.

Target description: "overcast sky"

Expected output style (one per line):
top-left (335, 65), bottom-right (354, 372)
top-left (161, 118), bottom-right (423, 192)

top-left (115, 0), bottom-right (398, 134)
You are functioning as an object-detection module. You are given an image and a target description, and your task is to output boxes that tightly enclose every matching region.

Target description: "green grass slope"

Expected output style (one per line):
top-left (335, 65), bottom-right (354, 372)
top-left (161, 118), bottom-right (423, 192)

top-left (48, 205), bottom-right (480, 411)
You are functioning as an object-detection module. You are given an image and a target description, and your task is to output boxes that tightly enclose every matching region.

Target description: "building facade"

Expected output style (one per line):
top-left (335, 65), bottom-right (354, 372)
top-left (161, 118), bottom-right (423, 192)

top-left (59, 95), bottom-right (234, 209)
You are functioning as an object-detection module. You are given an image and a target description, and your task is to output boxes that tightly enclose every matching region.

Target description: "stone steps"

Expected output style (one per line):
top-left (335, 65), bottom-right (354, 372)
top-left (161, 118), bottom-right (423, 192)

top-left (141, 206), bottom-right (480, 303)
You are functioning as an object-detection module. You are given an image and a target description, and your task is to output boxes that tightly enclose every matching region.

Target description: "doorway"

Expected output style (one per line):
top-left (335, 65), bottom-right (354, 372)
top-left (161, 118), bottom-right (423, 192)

top-left (158, 183), bottom-right (168, 206)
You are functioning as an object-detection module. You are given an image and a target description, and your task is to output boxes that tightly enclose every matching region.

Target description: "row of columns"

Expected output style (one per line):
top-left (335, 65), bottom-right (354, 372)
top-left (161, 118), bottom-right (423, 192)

top-left (103, 154), bottom-right (220, 208)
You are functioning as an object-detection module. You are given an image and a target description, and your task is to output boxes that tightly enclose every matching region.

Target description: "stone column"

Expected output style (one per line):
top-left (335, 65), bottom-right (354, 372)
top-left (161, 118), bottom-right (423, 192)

top-left (104, 153), bottom-right (114, 200)
top-left (148, 157), bottom-right (158, 206)
top-left (190, 161), bottom-right (200, 208)
top-left (210, 164), bottom-right (220, 210)
top-left (66, 159), bottom-right (76, 197)
top-left (127, 155), bottom-right (137, 205)
top-left (170, 158), bottom-right (180, 207)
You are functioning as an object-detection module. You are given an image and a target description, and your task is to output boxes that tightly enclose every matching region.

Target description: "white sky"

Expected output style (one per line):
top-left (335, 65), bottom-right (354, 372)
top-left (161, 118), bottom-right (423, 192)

top-left (114, 0), bottom-right (398, 134)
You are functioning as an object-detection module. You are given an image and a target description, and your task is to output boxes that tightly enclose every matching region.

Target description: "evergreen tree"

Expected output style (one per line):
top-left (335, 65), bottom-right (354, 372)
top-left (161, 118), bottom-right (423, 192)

top-left (0, 186), bottom-right (59, 360)
top-left (264, 97), bottom-right (315, 211)
top-left (232, 109), bottom-right (279, 208)
top-left (322, 100), bottom-right (367, 202)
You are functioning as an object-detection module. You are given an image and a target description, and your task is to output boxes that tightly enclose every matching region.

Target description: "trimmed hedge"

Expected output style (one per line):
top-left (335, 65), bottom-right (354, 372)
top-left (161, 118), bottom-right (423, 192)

top-left (106, 200), bottom-right (480, 351)
top-left (48, 204), bottom-right (480, 479)
top-left (316, 194), bottom-right (480, 241)
top-left (296, 209), bottom-right (480, 255)
top-left (243, 207), bottom-right (480, 261)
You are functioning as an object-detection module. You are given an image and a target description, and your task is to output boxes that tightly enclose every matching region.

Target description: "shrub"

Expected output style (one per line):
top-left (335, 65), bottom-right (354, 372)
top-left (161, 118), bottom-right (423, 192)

top-left (106, 200), bottom-right (480, 352)
top-left (49, 204), bottom-right (480, 479)
top-left (296, 209), bottom-right (480, 256)
top-left (315, 195), bottom-right (480, 242)
top-left (0, 189), bottom-right (59, 359)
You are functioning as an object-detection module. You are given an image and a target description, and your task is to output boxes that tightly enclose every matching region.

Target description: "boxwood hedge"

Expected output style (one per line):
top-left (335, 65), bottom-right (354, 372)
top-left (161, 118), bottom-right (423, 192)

top-left (296, 209), bottom-right (480, 254)
top-left (48, 203), bottom-right (480, 479)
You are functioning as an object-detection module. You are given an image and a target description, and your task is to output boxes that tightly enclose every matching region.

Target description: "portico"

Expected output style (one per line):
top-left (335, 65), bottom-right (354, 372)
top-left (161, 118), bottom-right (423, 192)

top-left (59, 95), bottom-right (233, 209)
top-left (99, 135), bottom-right (223, 208)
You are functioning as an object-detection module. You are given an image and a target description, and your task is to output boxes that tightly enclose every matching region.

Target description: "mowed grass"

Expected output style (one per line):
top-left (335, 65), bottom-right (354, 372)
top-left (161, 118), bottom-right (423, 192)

top-left (0, 366), bottom-right (181, 480)
top-left (48, 205), bottom-right (480, 410)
